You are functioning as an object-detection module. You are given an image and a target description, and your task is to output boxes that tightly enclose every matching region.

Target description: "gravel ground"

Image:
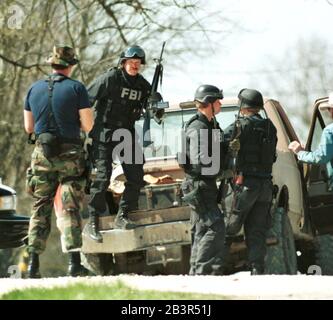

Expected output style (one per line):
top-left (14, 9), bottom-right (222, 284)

top-left (1, 273), bottom-right (333, 299)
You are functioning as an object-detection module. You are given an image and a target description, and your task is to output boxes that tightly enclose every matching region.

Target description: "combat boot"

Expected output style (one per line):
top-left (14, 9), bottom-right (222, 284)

top-left (114, 210), bottom-right (137, 230)
top-left (27, 252), bottom-right (41, 279)
top-left (250, 263), bottom-right (264, 275)
top-left (67, 252), bottom-right (89, 277)
top-left (86, 214), bottom-right (103, 243)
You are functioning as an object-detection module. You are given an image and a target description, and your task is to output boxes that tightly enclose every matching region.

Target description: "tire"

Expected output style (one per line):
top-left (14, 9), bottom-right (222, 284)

top-left (113, 246), bottom-right (191, 275)
top-left (265, 207), bottom-right (297, 274)
top-left (81, 253), bottom-right (114, 276)
top-left (314, 234), bottom-right (333, 275)
top-left (162, 245), bottom-right (191, 275)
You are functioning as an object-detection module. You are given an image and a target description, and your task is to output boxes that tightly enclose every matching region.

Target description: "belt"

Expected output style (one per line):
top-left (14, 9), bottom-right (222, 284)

top-left (35, 134), bottom-right (81, 145)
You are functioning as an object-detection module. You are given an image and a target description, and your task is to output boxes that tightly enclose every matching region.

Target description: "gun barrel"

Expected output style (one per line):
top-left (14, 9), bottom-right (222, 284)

top-left (159, 41), bottom-right (166, 61)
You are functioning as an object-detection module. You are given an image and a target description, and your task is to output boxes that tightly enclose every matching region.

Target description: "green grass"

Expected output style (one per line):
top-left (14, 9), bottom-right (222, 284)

top-left (1, 281), bottom-right (228, 300)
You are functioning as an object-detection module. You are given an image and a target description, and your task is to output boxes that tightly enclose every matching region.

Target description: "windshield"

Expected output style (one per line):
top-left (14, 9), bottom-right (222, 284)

top-left (135, 105), bottom-right (266, 159)
top-left (135, 105), bottom-right (256, 159)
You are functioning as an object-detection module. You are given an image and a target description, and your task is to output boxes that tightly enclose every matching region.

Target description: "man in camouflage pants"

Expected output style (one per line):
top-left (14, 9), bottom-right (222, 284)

top-left (24, 45), bottom-right (93, 278)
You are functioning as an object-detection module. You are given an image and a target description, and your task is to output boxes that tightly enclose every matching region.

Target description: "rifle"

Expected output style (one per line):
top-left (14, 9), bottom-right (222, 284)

top-left (217, 109), bottom-right (242, 206)
top-left (229, 109), bottom-right (242, 178)
top-left (83, 137), bottom-right (93, 195)
top-left (143, 42), bottom-right (169, 147)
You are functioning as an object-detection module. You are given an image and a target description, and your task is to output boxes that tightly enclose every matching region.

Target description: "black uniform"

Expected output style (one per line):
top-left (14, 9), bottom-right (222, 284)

top-left (87, 67), bottom-right (151, 218)
top-left (225, 113), bottom-right (277, 273)
top-left (182, 112), bottom-right (228, 275)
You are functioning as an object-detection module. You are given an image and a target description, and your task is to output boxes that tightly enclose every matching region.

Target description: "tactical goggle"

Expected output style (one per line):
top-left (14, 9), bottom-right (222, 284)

top-left (123, 46), bottom-right (145, 59)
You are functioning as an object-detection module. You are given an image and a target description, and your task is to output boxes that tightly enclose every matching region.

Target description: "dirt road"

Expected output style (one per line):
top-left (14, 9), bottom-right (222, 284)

top-left (1, 273), bottom-right (333, 299)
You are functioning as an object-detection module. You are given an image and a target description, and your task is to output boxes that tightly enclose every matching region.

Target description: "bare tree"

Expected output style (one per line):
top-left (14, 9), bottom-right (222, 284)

top-left (0, 0), bottom-right (236, 206)
top-left (262, 36), bottom-right (333, 141)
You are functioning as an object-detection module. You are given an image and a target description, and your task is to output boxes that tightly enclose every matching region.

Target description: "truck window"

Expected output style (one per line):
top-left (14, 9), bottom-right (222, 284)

top-left (311, 108), bottom-right (333, 151)
top-left (311, 118), bottom-right (323, 151)
top-left (135, 105), bottom-right (240, 159)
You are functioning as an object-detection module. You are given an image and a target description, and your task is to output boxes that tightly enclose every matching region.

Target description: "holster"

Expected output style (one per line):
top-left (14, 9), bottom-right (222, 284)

top-left (38, 132), bottom-right (61, 159)
top-left (181, 179), bottom-right (207, 214)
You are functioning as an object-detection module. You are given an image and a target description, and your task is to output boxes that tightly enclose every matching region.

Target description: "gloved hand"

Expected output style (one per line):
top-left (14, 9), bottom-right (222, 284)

top-left (229, 139), bottom-right (240, 152)
top-left (153, 108), bottom-right (165, 124)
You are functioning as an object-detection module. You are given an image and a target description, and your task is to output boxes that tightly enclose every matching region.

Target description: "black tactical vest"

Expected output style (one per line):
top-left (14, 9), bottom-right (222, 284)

top-left (237, 114), bottom-right (277, 175)
top-left (97, 68), bottom-right (151, 129)
top-left (182, 113), bottom-right (226, 178)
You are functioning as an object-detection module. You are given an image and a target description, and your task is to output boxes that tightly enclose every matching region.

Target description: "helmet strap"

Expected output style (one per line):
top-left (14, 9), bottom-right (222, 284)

top-left (210, 102), bottom-right (217, 129)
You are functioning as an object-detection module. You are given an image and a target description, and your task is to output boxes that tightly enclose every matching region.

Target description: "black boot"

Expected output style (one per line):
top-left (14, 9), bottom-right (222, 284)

top-left (250, 263), bottom-right (264, 275)
top-left (27, 252), bottom-right (41, 279)
top-left (86, 214), bottom-right (103, 243)
top-left (67, 252), bottom-right (89, 277)
top-left (114, 210), bottom-right (137, 230)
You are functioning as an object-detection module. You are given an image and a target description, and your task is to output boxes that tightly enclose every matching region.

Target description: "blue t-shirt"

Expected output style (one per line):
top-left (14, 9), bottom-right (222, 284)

top-left (24, 74), bottom-right (90, 139)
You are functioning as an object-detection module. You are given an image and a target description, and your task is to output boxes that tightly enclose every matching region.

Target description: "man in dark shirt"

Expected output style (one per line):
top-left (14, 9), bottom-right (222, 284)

top-left (224, 88), bottom-right (277, 275)
top-left (181, 84), bottom-right (229, 275)
top-left (24, 45), bottom-right (93, 278)
top-left (86, 45), bottom-right (155, 242)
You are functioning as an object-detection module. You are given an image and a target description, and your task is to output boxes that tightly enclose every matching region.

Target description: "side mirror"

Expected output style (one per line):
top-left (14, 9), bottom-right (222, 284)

top-left (154, 101), bottom-right (169, 109)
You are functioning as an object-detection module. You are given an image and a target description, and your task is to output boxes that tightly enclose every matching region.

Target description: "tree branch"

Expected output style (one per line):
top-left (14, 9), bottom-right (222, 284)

top-left (63, 0), bottom-right (87, 83)
top-left (0, 53), bottom-right (44, 70)
top-left (96, 0), bottom-right (128, 45)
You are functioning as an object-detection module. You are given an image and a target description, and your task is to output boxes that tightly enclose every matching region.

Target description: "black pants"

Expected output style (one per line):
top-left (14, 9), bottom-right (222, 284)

top-left (226, 177), bottom-right (273, 268)
top-left (88, 130), bottom-right (145, 216)
top-left (189, 179), bottom-right (226, 275)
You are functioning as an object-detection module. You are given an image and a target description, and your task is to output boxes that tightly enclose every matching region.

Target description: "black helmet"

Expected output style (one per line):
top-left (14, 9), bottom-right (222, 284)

top-left (194, 84), bottom-right (223, 105)
top-left (120, 45), bottom-right (146, 64)
top-left (238, 88), bottom-right (264, 109)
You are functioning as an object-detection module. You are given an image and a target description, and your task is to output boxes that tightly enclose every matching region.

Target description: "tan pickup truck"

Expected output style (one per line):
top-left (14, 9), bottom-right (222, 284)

top-left (79, 97), bottom-right (333, 276)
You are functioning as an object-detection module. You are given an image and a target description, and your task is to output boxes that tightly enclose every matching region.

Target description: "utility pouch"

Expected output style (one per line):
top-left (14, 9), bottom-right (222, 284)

top-left (25, 167), bottom-right (34, 195)
top-left (38, 132), bottom-right (60, 159)
top-left (181, 179), bottom-right (206, 214)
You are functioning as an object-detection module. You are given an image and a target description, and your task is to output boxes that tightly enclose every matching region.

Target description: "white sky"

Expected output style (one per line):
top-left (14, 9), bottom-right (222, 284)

top-left (153, 0), bottom-right (333, 104)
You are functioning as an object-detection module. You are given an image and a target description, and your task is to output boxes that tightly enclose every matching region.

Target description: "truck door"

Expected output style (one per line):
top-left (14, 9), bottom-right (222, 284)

top-left (305, 97), bottom-right (333, 234)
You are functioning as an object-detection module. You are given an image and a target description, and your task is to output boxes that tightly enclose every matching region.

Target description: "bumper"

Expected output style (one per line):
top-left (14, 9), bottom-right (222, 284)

top-left (0, 212), bottom-right (30, 249)
top-left (82, 220), bottom-right (191, 254)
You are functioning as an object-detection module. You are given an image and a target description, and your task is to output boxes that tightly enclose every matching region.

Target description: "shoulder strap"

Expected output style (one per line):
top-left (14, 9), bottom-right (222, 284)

top-left (44, 75), bottom-right (66, 134)
top-left (185, 114), bottom-right (199, 130)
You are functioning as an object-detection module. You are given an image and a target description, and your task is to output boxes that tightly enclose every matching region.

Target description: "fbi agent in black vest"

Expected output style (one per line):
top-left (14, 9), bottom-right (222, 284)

top-left (181, 84), bottom-right (231, 275)
top-left (224, 88), bottom-right (278, 275)
top-left (86, 45), bottom-right (155, 242)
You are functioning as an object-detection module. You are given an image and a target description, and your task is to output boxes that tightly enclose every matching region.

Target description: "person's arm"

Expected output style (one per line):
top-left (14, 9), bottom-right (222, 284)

top-left (87, 72), bottom-right (112, 106)
top-left (291, 127), bottom-right (333, 164)
top-left (23, 110), bottom-right (34, 134)
top-left (79, 108), bottom-right (94, 133)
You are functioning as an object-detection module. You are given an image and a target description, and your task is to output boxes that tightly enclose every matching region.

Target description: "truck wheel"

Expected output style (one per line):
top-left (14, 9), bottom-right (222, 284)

top-left (314, 234), bottom-right (333, 275)
top-left (265, 207), bottom-right (297, 274)
top-left (162, 245), bottom-right (191, 275)
top-left (80, 253), bottom-right (114, 276)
